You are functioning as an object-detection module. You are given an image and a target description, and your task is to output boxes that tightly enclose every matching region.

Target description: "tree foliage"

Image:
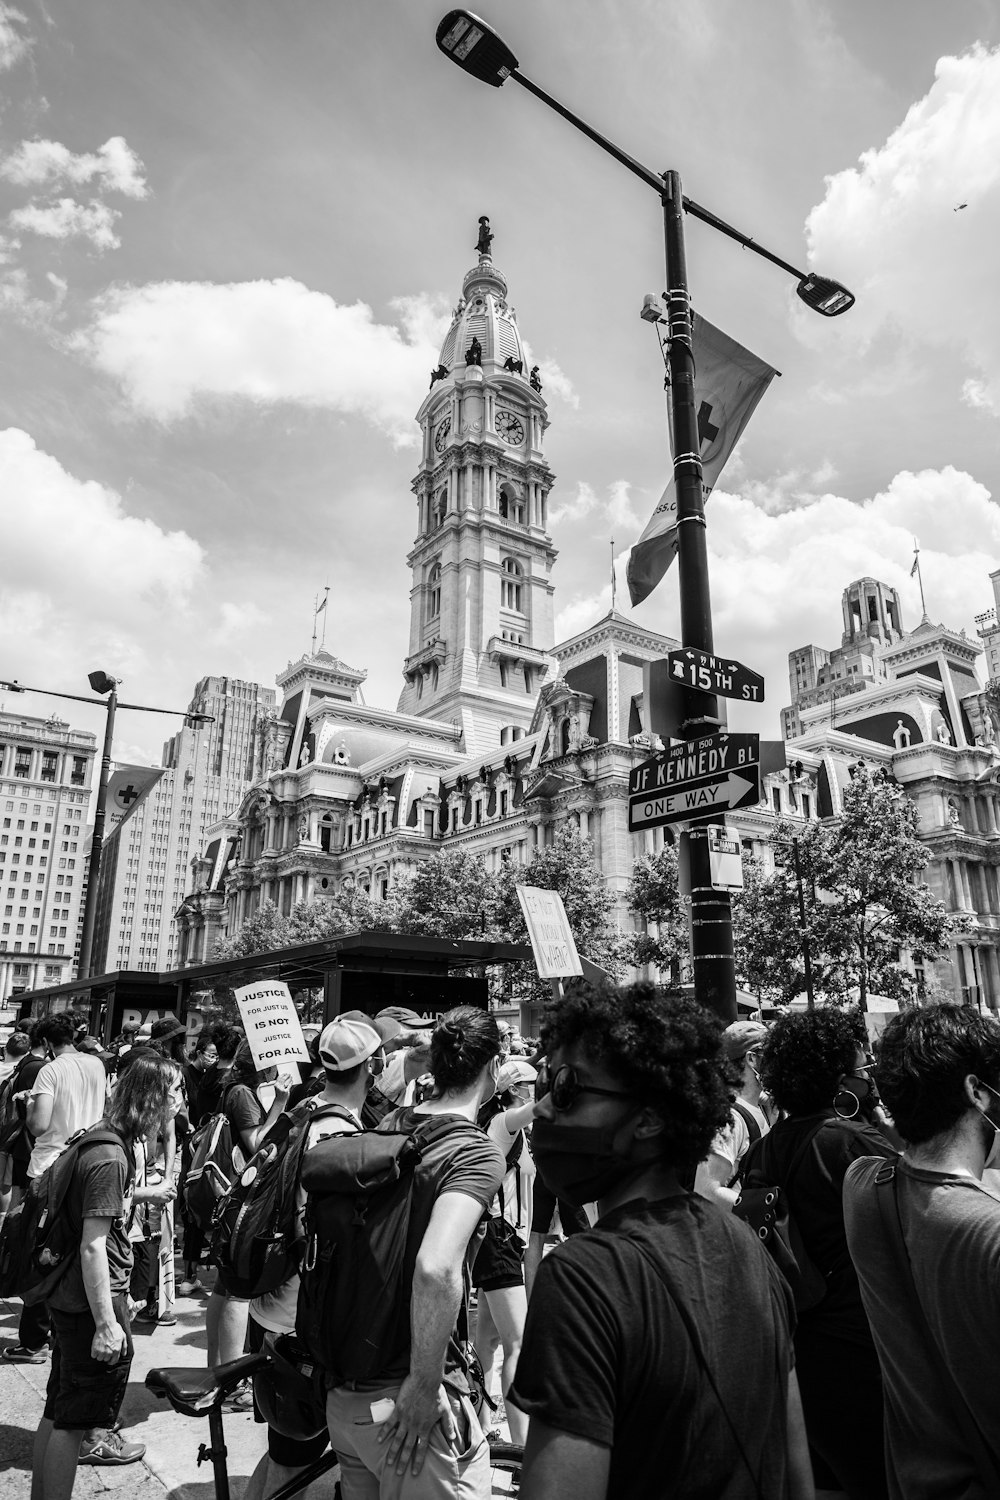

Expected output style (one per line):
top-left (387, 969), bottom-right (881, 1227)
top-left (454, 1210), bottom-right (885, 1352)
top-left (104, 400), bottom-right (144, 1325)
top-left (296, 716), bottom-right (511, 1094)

top-left (733, 763), bottom-right (968, 1006)
top-left (386, 849), bottom-right (500, 940)
top-left (625, 843), bottom-right (688, 977)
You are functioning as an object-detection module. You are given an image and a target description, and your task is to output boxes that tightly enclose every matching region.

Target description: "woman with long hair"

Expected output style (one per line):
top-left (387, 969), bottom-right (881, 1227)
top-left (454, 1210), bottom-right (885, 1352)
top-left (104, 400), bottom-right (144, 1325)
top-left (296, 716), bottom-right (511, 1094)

top-left (756, 1008), bottom-right (896, 1500)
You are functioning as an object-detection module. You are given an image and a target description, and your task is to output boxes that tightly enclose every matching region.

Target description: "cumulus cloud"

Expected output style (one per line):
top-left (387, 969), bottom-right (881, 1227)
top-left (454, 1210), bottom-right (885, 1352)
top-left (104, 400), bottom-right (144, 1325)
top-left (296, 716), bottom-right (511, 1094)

top-left (0, 3), bottom-right (29, 71)
top-left (520, 335), bottom-right (578, 408)
top-left (804, 45), bottom-right (1000, 412)
top-left (0, 136), bottom-right (148, 197)
top-left (626, 465), bottom-right (1000, 731)
top-left (75, 278), bottom-right (453, 446)
top-left (9, 197), bottom-right (122, 250)
top-left (549, 478), bottom-right (639, 529)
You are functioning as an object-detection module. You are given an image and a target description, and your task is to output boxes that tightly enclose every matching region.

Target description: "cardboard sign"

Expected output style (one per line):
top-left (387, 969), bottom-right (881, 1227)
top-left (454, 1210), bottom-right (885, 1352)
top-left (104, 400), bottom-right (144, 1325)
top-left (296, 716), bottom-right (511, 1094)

top-left (516, 887), bottom-right (583, 979)
top-left (234, 980), bottom-right (310, 1068)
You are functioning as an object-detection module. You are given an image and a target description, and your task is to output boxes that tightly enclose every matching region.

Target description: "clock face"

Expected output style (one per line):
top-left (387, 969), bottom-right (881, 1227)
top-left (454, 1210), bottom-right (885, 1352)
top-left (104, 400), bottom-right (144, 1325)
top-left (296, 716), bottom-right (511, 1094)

top-left (496, 408), bottom-right (525, 445)
top-left (434, 419), bottom-right (450, 453)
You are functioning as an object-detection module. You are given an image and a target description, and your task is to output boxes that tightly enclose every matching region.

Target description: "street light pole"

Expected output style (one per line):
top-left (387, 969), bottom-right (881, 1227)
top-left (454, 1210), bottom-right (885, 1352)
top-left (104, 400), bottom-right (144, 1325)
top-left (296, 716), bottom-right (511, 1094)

top-left (78, 678), bottom-right (118, 980)
top-left (434, 10), bottom-right (854, 1022)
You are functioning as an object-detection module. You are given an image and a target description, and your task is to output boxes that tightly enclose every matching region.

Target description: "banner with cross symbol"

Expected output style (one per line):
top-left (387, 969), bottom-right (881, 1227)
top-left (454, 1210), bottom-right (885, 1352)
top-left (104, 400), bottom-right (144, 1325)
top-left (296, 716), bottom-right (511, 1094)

top-left (106, 765), bottom-right (165, 835)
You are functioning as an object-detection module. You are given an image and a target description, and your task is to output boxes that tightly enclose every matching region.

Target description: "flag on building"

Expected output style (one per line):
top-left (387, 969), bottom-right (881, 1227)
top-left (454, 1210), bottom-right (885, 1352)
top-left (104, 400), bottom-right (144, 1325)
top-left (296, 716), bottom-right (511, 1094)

top-left (626, 315), bottom-right (778, 607)
top-left (105, 765), bottom-right (164, 836)
top-left (910, 551), bottom-right (920, 578)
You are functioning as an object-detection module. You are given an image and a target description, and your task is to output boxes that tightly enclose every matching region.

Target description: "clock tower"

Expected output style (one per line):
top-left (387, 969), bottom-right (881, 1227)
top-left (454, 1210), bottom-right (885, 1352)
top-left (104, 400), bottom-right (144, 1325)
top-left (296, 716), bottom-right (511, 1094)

top-left (398, 219), bottom-right (558, 754)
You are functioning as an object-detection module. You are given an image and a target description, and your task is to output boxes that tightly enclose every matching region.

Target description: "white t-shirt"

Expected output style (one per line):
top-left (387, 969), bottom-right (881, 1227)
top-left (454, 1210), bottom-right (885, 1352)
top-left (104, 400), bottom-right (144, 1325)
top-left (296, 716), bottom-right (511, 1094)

top-left (695, 1097), bottom-right (770, 1195)
top-left (28, 1051), bottom-right (109, 1178)
top-left (250, 1101), bottom-right (361, 1335)
top-left (486, 1110), bottom-right (535, 1234)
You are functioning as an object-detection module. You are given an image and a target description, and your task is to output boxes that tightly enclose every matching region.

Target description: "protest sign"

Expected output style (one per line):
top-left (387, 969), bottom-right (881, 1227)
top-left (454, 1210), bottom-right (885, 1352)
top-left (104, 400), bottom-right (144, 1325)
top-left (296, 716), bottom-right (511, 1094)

top-left (233, 979), bottom-right (310, 1069)
top-left (516, 886), bottom-right (584, 979)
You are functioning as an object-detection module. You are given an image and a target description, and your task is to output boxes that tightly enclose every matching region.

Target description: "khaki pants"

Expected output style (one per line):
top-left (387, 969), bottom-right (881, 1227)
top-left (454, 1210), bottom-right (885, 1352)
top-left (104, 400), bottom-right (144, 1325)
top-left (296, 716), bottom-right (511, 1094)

top-left (326, 1382), bottom-right (489, 1500)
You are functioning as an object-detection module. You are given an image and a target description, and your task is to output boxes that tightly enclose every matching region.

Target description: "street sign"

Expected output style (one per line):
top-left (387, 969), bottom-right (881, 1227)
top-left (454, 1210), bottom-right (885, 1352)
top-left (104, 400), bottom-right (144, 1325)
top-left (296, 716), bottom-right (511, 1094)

top-left (666, 648), bottom-right (765, 703)
top-left (628, 730), bottom-right (761, 831)
top-left (707, 825), bottom-right (744, 890)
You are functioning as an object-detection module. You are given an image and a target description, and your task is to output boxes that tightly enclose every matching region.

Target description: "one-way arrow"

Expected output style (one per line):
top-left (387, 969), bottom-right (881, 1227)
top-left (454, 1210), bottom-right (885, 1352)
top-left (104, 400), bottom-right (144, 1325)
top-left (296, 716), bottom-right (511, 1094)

top-left (628, 768), bottom-right (761, 831)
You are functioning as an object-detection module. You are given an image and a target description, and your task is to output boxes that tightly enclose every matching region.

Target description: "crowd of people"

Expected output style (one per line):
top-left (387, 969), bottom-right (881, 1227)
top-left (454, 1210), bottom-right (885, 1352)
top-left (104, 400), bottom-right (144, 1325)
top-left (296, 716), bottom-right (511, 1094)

top-left (0, 985), bottom-right (998, 1500)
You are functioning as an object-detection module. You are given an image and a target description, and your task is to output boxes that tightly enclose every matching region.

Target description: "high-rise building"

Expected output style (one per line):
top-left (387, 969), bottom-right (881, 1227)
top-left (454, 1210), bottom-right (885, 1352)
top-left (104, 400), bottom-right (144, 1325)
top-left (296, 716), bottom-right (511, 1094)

top-left (0, 709), bottom-right (96, 1009)
top-left (92, 676), bottom-right (275, 973)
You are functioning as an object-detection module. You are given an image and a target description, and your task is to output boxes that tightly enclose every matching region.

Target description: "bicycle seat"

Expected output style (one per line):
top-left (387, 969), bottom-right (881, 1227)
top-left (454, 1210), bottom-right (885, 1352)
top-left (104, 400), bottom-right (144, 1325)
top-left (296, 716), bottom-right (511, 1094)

top-left (146, 1351), bottom-right (269, 1416)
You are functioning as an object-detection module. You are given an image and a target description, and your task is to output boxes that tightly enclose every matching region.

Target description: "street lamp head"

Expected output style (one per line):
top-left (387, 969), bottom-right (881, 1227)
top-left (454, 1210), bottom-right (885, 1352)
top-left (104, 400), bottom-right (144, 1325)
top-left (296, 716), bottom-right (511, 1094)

top-left (436, 10), bottom-right (518, 85)
top-left (88, 670), bottom-right (119, 696)
top-left (796, 273), bottom-right (854, 317)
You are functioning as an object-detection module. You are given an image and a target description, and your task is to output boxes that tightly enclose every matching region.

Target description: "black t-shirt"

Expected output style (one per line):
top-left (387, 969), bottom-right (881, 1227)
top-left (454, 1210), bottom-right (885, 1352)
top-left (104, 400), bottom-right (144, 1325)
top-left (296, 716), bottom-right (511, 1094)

top-left (755, 1112), bottom-right (895, 1344)
top-left (10, 1055), bottom-right (46, 1166)
top-left (509, 1194), bottom-right (796, 1500)
top-left (47, 1134), bottom-right (135, 1314)
top-left (223, 1082), bottom-right (264, 1155)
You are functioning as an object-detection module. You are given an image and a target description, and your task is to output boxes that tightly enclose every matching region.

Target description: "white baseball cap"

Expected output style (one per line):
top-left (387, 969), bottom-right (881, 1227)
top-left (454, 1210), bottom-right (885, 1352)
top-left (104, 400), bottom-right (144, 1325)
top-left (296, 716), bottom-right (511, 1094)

top-left (319, 1010), bottom-right (401, 1071)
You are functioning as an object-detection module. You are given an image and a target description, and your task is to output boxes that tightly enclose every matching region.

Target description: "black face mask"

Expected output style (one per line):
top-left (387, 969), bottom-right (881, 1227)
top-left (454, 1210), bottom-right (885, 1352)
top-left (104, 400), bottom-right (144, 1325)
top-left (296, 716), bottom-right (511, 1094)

top-left (530, 1112), bottom-right (651, 1208)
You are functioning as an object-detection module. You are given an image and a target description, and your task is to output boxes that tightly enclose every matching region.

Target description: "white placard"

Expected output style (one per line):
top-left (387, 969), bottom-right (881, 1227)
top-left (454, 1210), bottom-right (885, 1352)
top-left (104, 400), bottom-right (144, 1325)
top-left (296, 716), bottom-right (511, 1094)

top-left (234, 979), bottom-right (310, 1069)
top-left (516, 887), bottom-right (584, 979)
top-left (707, 825), bottom-right (744, 891)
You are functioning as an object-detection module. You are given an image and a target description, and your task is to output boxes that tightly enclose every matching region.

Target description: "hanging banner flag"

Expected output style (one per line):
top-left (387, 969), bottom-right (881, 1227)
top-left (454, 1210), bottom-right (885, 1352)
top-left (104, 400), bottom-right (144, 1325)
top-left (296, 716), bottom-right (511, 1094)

top-left (105, 765), bottom-right (164, 835)
top-left (626, 315), bottom-right (778, 607)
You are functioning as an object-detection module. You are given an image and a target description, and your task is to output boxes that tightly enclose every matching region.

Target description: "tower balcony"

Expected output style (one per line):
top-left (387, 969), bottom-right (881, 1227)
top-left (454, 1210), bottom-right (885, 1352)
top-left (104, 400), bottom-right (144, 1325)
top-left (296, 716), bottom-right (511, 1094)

top-left (403, 637), bottom-right (448, 686)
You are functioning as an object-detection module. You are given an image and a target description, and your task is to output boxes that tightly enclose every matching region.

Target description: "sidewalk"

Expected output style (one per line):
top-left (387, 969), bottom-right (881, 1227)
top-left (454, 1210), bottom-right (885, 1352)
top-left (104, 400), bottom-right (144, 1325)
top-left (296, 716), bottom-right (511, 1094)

top-left (0, 1275), bottom-right (273, 1499)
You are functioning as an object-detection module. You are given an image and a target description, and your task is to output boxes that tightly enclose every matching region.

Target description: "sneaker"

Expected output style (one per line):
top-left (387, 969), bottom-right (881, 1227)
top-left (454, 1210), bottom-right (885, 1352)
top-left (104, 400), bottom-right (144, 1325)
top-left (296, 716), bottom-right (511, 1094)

top-left (135, 1303), bottom-right (159, 1323)
top-left (177, 1277), bottom-right (204, 1296)
top-left (156, 1311), bottom-right (177, 1327)
top-left (78, 1431), bottom-right (146, 1466)
top-left (222, 1380), bottom-right (255, 1412)
top-left (0, 1343), bottom-right (48, 1363)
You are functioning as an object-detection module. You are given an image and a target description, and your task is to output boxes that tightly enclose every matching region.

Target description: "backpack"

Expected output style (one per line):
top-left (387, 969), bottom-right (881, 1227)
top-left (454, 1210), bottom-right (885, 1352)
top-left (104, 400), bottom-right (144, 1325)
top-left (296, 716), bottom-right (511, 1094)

top-left (0, 1054), bottom-right (31, 1153)
top-left (295, 1115), bottom-right (482, 1385)
top-left (183, 1112), bottom-right (244, 1231)
top-left (733, 1121), bottom-right (829, 1312)
top-left (211, 1101), bottom-right (358, 1301)
top-left (0, 1126), bottom-right (132, 1305)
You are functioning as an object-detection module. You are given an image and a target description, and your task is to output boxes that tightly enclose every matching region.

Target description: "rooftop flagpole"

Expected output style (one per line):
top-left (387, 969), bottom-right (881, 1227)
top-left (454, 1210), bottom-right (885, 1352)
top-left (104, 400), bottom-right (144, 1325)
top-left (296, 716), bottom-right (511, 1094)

top-left (911, 538), bottom-right (929, 622)
top-left (610, 538), bottom-right (616, 611)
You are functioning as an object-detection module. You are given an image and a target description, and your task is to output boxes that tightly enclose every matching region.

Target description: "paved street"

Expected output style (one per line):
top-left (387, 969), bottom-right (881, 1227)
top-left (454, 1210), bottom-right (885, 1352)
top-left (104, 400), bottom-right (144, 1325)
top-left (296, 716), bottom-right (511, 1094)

top-left (0, 1270), bottom-right (335, 1499)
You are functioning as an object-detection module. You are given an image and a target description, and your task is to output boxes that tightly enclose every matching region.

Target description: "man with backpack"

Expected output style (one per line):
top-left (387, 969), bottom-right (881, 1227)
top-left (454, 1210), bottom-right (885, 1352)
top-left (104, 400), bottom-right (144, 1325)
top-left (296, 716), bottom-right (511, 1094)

top-left (29, 1052), bottom-right (183, 1497)
top-left (694, 1019), bottom-right (770, 1211)
top-left (0, 1027), bottom-right (45, 1235)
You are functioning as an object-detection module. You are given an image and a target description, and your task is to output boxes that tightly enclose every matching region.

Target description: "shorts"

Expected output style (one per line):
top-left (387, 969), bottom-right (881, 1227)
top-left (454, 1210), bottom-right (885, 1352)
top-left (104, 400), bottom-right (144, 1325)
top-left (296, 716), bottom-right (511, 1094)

top-left (43, 1294), bottom-right (133, 1431)
top-left (471, 1215), bottom-right (524, 1292)
top-left (529, 1178), bottom-right (591, 1237)
top-left (247, 1315), bottom-right (330, 1468)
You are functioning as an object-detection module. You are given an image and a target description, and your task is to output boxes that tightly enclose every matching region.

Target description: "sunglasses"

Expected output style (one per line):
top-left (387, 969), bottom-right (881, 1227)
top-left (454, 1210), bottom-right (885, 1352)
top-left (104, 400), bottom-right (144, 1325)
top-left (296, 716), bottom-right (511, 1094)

top-left (535, 1061), bottom-right (631, 1113)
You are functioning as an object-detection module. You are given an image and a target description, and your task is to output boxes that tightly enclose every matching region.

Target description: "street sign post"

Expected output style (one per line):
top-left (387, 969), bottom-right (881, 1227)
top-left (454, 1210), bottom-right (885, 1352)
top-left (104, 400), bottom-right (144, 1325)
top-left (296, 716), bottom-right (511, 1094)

top-left (666, 648), bottom-right (765, 703)
top-left (628, 731), bottom-right (761, 831)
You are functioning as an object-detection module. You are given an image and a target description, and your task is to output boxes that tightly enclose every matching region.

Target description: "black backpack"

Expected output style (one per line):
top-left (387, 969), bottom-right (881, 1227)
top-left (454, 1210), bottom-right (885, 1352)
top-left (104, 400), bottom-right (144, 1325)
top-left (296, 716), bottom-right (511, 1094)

top-left (0, 1125), bottom-right (132, 1305)
top-left (211, 1101), bottom-right (358, 1300)
top-left (733, 1121), bottom-right (829, 1312)
top-left (295, 1115), bottom-right (481, 1385)
top-left (183, 1111), bottom-right (243, 1231)
top-left (0, 1054), bottom-right (32, 1153)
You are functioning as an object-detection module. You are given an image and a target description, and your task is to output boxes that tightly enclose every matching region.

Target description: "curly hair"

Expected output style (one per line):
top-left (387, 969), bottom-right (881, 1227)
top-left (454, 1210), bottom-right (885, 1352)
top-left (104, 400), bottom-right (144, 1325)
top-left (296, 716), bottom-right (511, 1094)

top-left (540, 980), bottom-right (735, 1172)
top-left (757, 1008), bottom-right (866, 1116)
top-left (106, 1054), bottom-right (181, 1141)
top-left (875, 1004), bottom-right (1000, 1144)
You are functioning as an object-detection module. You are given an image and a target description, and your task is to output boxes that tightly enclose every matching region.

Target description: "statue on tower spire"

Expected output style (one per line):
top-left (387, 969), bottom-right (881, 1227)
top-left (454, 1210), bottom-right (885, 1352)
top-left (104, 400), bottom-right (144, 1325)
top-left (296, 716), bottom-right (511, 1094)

top-left (476, 215), bottom-right (493, 257)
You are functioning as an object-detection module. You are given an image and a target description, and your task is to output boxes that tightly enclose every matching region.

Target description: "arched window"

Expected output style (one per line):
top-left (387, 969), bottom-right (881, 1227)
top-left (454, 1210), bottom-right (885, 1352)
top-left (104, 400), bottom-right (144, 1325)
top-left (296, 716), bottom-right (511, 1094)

top-left (433, 489), bottom-right (447, 529)
top-left (319, 812), bottom-right (335, 854)
top-left (501, 557), bottom-right (522, 612)
top-left (499, 484), bottom-right (525, 524)
top-left (428, 562), bottom-right (441, 621)
top-left (560, 718), bottom-right (571, 757)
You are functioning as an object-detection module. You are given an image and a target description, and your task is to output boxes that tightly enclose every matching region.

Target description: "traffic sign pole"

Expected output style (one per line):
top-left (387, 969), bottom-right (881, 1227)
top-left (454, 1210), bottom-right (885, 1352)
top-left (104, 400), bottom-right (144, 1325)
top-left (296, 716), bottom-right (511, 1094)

top-left (662, 171), bottom-right (737, 1024)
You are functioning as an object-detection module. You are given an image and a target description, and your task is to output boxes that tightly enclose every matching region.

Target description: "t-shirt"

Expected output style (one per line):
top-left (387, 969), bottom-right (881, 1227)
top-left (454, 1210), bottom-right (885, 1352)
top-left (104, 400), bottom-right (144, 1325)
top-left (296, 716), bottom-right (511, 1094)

top-left (845, 1157), bottom-right (1000, 1500)
top-left (47, 1133), bottom-right (135, 1314)
top-left (486, 1111), bottom-right (535, 1234)
top-left (29, 1051), bottom-right (108, 1178)
top-left (755, 1111), bottom-right (895, 1344)
top-left (7, 1054), bottom-right (45, 1167)
top-left (223, 1082), bottom-right (264, 1154)
top-left (251, 1098), bottom-right (361, 1335)
top-left (509, 1195), bottom-right (795, 1500)
top-left (695, 1097), bottom-right (770, 1194)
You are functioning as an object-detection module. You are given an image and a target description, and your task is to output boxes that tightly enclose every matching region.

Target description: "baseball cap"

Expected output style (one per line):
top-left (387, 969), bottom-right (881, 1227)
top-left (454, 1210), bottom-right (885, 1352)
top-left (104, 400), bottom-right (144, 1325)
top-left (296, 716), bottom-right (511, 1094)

top-left (320, 1011), bottom-right (401, 1071)
top-left (376, 1006), bottom-right (425, 1029)
top-left (722, 1020), bottom-right (768, 1062)
top-left (135, 1022), bottom-right (153, 1042)
top-left (497, 1059), bottom-right (537, 1093)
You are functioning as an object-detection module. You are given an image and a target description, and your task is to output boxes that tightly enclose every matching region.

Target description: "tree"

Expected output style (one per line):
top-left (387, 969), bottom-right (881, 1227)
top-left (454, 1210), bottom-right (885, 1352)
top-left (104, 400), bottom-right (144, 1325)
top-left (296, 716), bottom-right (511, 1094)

top-left (388, 849), bottom-right (501, 940)
top-left (733, 763), bottom-right (968, 1006)
top-left (213, 899), bottom-right (292, 961)
top-left (625, 843), bottom-right (688, 978)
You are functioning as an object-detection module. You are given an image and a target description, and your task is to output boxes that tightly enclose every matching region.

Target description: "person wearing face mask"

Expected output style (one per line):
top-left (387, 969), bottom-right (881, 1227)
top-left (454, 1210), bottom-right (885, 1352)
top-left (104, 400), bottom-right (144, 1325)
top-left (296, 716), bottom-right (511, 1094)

top-left (695, 1019), bottom-right (771, 1210)
top-left (844, 1004), bottom-right (1000, 1499)
top-left (508, 980), bottom-right (812, 1500)
top-left (754, 1008), bottom-right (895, 1500)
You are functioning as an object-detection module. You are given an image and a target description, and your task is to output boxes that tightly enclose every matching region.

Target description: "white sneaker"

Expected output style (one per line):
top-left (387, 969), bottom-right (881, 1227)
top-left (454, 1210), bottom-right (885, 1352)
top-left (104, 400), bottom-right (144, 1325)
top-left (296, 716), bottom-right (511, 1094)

top-left (177, 1277), bottom-right (204, 1296)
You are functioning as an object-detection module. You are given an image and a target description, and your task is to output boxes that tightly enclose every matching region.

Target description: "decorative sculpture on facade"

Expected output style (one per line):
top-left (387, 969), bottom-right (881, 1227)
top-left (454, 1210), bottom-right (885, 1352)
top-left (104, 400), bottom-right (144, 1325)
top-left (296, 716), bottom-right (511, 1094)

top-left (476, 216), bottom-right (493, 256)
top-left (465, 336), bottom-right (483, 367)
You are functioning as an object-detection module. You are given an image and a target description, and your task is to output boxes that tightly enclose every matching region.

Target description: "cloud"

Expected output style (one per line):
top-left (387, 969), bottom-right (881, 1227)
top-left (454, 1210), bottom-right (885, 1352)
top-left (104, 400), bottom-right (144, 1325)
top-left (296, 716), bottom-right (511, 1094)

top-left (520, 335), bottom-right (578, 408)
top-left (0, 4), bottom-right (29, 71)
top-left (0, 136), bottom-right (148, 197)
top-left (9, 197), bottom-right (122, 250)
top-left (645, 466), bottom-right (1000, 730)
top-left (804, 45), bottom-right (1000, 412)
top-left (549, 478), bottom-right (639, 530)
top-left (75, 279), bottom-right (453, 446)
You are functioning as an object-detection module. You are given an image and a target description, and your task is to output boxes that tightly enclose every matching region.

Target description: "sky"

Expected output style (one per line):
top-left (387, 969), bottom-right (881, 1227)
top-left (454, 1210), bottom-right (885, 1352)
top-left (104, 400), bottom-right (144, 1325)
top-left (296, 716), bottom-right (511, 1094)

top-left (4, 0), bottom-right (1000, 765)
